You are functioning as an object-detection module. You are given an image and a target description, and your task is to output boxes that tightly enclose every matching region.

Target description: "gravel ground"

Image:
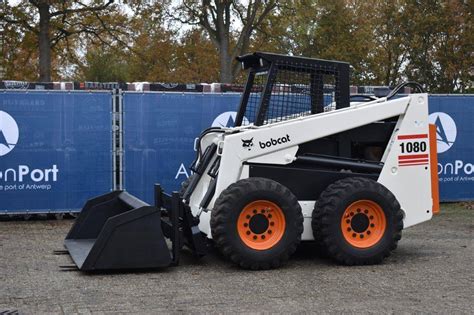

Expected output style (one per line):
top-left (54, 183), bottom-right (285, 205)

top-left (0, 204), bottom-right (472, 314)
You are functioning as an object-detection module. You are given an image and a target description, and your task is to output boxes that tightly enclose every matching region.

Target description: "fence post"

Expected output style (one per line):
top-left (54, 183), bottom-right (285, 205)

top-left (112, 88), bottom-right (124, 191)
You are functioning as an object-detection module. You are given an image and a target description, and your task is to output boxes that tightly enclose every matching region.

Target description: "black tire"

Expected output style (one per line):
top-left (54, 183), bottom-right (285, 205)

top-left (311, 205), bottom-right (324, 246)
top-left (311, 204), bottom-right (329, 257)
top-left (211, 177), bottom-right (304, 270)
top-left (312, 177), bottom-right (403, 265)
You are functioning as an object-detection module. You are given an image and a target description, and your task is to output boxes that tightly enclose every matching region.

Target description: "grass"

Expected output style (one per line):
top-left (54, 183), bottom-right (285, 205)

top-left (439, 202), bottom-right (474, 218)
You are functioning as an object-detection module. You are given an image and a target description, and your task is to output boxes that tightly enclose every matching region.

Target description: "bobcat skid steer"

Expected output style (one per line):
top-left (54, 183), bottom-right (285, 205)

top-left (62, 52), bottom-right (439, 271)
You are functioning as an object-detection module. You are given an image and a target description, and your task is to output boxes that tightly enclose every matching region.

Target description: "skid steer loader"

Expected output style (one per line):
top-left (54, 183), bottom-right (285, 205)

top-left (62, 52), bottom-right (439, 271)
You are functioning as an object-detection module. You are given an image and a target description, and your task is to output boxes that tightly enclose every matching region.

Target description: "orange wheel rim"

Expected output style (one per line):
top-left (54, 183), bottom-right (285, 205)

top-left (341, 200), bottom-right (386, 248)
top-left (237, 200), bottom-right (286, 250)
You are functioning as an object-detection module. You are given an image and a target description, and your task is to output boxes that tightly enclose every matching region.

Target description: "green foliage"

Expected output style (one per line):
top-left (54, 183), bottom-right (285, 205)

top-left (174, 30), bottom-right (220, 83)
top-left (401, 0), bottom-right (473, 93)
top-left (289, 0), bottom-right (377, 85)
top-left (81, 48), bottom-right (130, 82)
top-left (1, 0), bottom-right (471, 92)
top-left (1, 23), bottom-right (39, 81)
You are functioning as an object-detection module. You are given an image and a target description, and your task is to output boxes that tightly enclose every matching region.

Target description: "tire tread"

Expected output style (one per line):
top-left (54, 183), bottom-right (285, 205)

top-left (211, 177), bottom-right (303, 270)
top-left (312, 177), bottom-right (403, 265)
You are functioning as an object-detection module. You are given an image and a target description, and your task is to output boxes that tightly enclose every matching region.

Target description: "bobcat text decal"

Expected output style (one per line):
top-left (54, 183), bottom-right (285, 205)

top-left (259, 134), bottom-right (291, 149)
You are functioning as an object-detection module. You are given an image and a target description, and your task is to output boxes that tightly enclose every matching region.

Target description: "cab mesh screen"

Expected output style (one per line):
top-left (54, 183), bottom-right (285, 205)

top-left (242, 62), bottom-right (338, 126)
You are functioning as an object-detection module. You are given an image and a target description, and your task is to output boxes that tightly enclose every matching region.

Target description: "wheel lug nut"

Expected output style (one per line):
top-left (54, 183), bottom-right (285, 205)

top-left (268, 214), bottom-right (272, 219)
top-left (261, 209), bottom-right (265, 213)
top-left (370, 215), bottom-right (374, 220)
top-left (357, 208), bottom-right (361, 213)
top-left (261, 235), bottom-right (265, 239)
top-left (253, 235), bottom-right (257, 240)
top-left (244, 223), bottom-right (248, 227)
top-left (246, 231), bottom-right (251, 235)
top-left (367, 230), bottom-right (371, 235)
top-left (360, 234), bottom-right (364, 238)
top-left (253, 209), bottom-right (257, 214)
top-left (268, 230), bottom-right (272, 234)
top-left (350, 212), bottom-right (354, 216)
top-left (370, 223), bottom-right (375, 228)
top-left (270, 222), bottom-right (274, 226)
top-left (352, 233), bottom-right (356, 237)
top-left (364, 209), bottom-right (369, 214)
top-left (346, 219), bottom-right (350, 224)
top-left (347, 227), bottom-right (351, 232)
top-left (246, 215), bottom-right (251, 219)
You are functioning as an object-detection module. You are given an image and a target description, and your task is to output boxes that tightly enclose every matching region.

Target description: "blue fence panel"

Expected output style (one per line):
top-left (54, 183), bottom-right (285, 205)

top-left (429, 95), bottom-right (474, 201)
top-left (123, 92), bottom-right (241, 204)
top-left (1, 91), bottom-right (469, 213)
top-left (0, 91), bottom-right (113, 213)
top-left (123, 93), bottom-right (474, 203)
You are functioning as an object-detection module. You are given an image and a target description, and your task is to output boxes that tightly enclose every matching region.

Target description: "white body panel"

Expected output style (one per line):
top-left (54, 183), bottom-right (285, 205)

top-left (377, 95), bottom-right (433, 227)
top-left (191, 94), bottom-right (434, 239)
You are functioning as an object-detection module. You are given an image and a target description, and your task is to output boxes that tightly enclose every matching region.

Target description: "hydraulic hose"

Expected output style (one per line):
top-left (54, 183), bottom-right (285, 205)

top-left (387, 81), bottom-right (425, 100)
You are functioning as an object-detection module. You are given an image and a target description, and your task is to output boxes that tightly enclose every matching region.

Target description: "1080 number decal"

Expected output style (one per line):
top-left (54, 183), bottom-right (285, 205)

top-left (400, 141), bottom-right (427, 153)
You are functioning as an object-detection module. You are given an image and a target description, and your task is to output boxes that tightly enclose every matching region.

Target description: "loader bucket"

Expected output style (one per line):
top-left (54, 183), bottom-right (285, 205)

top-left (64, 191), bottom-right (172, 271)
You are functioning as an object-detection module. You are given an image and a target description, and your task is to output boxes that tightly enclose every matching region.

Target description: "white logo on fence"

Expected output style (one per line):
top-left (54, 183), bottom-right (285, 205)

top-left (428, 112), bottom-right (457, 154)
top-left (4, 80), bottom-right (29, 90)
top-left (160, 83), bottom-right (179, 89)
top-left (0, 111), bottom-right (19, 156)
top-left (212, 111), bottom-right (249, 128)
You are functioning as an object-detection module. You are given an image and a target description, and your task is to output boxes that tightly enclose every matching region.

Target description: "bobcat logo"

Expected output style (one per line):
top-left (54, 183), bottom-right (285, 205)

top-left (241, 138), bottom-right (254, 151)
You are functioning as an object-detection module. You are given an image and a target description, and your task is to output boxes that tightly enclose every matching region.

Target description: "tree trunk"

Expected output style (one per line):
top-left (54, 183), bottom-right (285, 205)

top-left (219, 41), bottom-right (232, 83)
top-left (216, 2), bottom-right (232, 84)
top-left (38, 1), bottom-right (51, 82)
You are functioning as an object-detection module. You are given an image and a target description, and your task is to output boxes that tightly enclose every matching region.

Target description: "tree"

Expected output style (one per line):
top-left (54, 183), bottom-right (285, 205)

top-left (402, 0), bottom-right (473, 92)
top-left (1, 0), bottom-right (117, 82)
top-left (172, 0), bottom-right (278, 83)
top-left (116, 1), bottom-right (180, 82)
top-left (369, 0), bottom-right (409, 86)
top-left (271, 0), bottom-right (377, 85)
top-left (80, 47), bottom-right (130, 82)
top-left (434, 0), bottom-right (473, 93)
top-left (1, 16), bottom-right (39, 80)
top-left (1, 0), bottom-right (471, 91)
top-left (249, 3), bottom-right (292, 54)
top-left (174, 29), bottom-right (220, 83)
top-left (76, 1), bottom-right (221, 83)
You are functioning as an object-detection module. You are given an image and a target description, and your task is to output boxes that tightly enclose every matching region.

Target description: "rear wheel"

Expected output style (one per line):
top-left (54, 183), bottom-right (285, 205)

top-left (312, 177), bottom-right (403, 265)
top-left (211, 177), bottom-right (304, 270)
top-left (311, 205), bottom-right (329, 257)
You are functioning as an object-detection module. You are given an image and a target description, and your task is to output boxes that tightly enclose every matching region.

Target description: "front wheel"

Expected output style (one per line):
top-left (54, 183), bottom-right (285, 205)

top-left (211, 177), bottom-right (304, 270)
